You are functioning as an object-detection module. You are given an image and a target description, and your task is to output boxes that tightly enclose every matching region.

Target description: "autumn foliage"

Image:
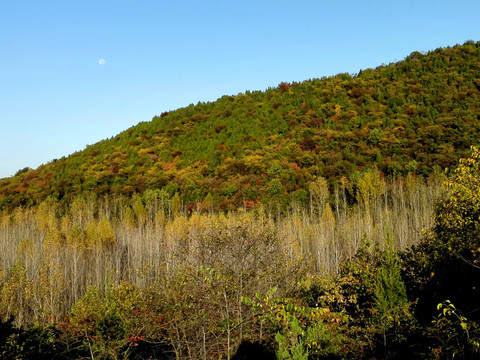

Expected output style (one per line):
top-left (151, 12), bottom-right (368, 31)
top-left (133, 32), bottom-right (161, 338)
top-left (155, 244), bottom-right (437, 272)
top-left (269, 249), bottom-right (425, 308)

top-left (2, 42), bottom-right (480, 359)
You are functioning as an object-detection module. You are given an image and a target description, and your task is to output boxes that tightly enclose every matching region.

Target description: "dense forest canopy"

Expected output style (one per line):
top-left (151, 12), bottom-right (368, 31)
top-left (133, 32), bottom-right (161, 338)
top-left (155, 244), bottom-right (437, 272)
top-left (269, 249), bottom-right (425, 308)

top-left (2, 148), bottom-right (480, 359)
top-left (1, 41), bottom-right (480, 210)
top-left (2, 41), bottom-right (480, 359)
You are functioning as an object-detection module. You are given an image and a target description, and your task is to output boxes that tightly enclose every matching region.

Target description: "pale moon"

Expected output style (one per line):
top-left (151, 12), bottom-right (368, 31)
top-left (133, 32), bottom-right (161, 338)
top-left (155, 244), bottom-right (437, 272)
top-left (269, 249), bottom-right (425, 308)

top-left (98, 58), bottom-right (106, 65)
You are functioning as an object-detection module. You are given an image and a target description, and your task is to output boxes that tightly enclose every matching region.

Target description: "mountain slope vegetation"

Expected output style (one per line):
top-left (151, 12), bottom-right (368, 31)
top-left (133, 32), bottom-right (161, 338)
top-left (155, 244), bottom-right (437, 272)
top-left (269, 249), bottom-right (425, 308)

top-left (2, 41), bottom-right (480, 359)
top-left (2, 41), bottom-right (480, 210)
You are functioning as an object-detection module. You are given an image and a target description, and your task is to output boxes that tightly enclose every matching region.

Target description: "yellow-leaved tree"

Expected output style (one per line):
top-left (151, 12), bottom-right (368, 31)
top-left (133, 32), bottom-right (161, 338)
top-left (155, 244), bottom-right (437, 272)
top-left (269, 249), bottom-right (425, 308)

top-left (402, 146), bottom-right (480, 358)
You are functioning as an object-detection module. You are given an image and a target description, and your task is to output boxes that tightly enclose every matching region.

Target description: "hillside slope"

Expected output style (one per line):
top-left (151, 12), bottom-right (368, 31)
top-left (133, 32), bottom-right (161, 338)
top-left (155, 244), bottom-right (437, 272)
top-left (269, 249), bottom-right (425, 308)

top-left (1, 41), bottom-right (480, 209)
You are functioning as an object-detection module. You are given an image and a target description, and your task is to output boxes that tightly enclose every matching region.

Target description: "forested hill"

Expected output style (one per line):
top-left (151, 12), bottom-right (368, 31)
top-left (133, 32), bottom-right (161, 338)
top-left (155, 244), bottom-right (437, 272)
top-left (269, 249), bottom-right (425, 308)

top-left (2, 41), bottom-right (480, 210)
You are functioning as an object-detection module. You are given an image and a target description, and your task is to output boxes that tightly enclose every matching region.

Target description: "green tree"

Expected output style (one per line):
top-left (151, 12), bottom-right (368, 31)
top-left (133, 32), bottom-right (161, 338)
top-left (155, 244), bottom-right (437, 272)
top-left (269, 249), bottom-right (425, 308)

top-left (403, 146), bottom-right (480, 330)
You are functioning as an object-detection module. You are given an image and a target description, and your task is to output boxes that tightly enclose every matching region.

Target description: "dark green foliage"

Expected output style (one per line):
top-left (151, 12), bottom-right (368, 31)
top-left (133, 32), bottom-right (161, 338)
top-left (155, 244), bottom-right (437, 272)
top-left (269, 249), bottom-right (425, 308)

top-left (0, 318), bottom-right (77, 360)
top-left (231, 341), bottom-right (276, 360)
top-left (4, 43), bottom-right (480, 359)
top-left (2, 42), bottom-right (480, 210)
top-left (401, 147), bottom-right (480, 358)
top-left (402, 146), bottom-right (480, 323)
top-left (374, 241), bottom-right (408, 316)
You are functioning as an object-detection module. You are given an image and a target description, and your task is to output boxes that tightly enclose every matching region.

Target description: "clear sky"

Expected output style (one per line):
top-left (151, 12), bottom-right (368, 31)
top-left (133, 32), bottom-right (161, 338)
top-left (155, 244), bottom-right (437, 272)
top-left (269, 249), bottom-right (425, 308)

top-left (1, 1), bottom-right (479, 179)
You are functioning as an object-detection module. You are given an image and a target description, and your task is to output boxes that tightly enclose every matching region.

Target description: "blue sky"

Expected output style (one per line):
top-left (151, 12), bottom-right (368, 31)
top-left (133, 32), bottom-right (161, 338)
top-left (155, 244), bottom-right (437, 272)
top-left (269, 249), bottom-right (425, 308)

top-left (1, 1), bottom-right (479, 179)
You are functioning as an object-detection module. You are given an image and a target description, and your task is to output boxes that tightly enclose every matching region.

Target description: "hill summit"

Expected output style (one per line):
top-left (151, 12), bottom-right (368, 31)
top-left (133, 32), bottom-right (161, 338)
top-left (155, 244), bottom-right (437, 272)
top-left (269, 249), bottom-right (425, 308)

top-left (1, 41), bottom-right (480, 210)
